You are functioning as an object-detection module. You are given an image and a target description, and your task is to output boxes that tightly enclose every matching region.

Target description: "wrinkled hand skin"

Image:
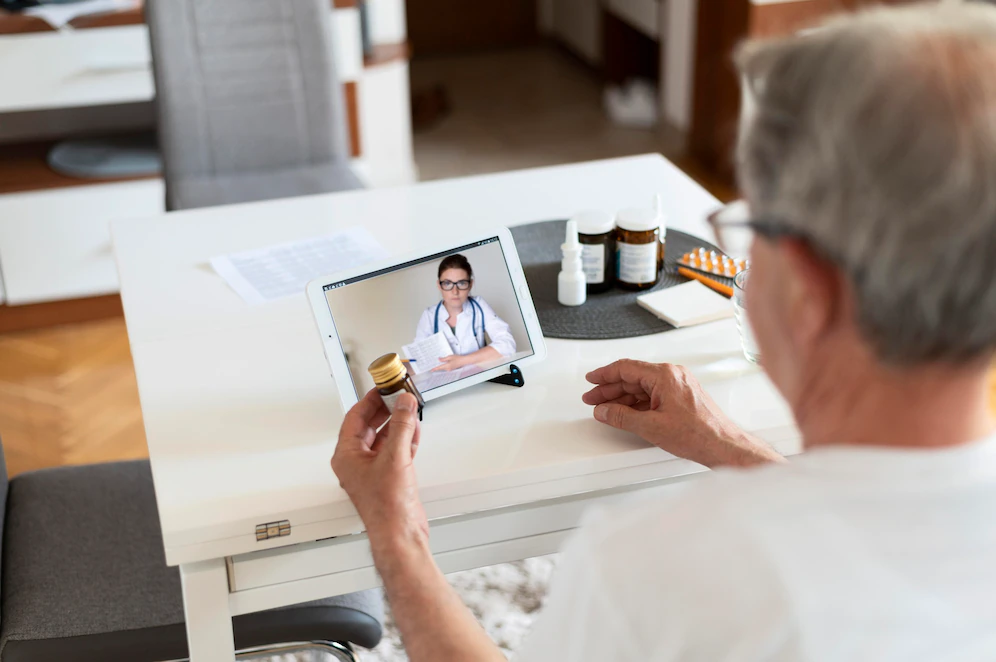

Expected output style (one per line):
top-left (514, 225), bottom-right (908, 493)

top-left (582, 359), bottom-right (783, 468)
top-left (332, 389), bottom-right (429, 547)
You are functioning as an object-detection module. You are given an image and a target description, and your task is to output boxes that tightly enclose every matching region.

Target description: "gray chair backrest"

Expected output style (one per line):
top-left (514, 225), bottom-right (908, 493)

top-left (145, 0), bottom-right (352, 194)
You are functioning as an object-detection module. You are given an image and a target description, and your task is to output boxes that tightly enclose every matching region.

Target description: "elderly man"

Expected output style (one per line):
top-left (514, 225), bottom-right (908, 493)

top-left (332, 4), bottom-right (996, 660)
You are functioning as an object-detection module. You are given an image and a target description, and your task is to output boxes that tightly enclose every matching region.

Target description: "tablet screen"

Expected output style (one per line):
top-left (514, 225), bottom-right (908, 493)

top-left (323, 237), bottom-right (535, 400)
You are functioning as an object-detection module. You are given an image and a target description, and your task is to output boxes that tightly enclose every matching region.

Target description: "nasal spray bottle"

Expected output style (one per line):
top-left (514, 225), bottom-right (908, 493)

top-left (558, 219), bottom-right (587, 306)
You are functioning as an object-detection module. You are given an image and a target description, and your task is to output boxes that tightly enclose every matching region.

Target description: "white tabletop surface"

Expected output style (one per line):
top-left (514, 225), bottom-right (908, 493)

top-left (112, 155), bottom-right (799, 565)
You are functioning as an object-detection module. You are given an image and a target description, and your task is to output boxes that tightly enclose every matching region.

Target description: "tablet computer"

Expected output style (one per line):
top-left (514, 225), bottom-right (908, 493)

top-left (306, 227), bottom-right (547, 412)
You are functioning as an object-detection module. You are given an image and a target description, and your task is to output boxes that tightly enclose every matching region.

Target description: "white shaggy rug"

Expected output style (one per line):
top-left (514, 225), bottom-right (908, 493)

top-left (362, 555), bottom-right (559, 660)
top-left (262, 556), bottom-right (559, 662)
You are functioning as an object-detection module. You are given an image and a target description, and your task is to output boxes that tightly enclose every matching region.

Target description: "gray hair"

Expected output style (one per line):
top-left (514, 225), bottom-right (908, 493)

top-left (736, 2), bottom-right (996, 364)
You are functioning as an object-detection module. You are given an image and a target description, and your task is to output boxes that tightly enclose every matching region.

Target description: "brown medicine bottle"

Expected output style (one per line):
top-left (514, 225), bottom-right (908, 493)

top-left (615, 208), bottom-right (661, 290)
top-left (574, 210), bottom-right (616, 294)
top-left (368, 353), bottom-right (425, 414)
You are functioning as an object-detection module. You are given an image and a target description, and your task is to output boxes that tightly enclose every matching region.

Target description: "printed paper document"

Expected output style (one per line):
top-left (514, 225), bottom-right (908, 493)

top-left (402, 332), bottom-right (454, 374)
top-left (210, 228), bottom-right (387, 304)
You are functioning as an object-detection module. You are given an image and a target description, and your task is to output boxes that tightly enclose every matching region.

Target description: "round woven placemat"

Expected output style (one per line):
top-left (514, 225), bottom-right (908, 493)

top-left (510, 220), bottom-right (731, 340)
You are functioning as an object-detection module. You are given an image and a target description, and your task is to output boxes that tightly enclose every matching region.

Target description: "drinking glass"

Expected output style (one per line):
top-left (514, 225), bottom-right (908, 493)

top-left (733, 269), bottom-right (760, 364)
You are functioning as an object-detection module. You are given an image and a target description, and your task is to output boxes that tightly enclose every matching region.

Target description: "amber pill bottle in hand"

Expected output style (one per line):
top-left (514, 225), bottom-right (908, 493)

top-left (368, 353), bottom-right (425, 414)
top-left (615, 207), bottom-right (661, 290)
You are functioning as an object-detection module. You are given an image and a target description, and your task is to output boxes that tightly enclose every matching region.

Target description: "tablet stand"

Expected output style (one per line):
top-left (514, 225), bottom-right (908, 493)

top-left (419, 364), bottom-right (523, 421)
top-left (488, 364), bottom-right (524, 387)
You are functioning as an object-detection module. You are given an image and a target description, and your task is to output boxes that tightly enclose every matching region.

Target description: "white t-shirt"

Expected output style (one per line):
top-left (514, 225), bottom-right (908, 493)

top-left (517, 436), bottom-right (996, 661)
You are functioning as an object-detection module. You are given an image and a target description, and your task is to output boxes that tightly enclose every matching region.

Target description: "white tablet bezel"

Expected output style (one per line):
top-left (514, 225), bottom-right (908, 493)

top-left (306, 226), bottom-right (548, 413)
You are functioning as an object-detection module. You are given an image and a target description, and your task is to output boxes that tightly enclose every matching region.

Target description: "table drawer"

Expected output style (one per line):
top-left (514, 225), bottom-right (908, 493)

top-left (228, 477), bottom-right (692, 593)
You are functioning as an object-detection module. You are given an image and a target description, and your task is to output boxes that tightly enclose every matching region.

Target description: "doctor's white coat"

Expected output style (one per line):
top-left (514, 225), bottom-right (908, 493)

top-left (413, 297), bottom-right (517, 358)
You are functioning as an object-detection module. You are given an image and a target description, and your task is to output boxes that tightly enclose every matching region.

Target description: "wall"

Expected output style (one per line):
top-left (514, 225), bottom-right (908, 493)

top-left (406, 0), bottom-right (538, 55)
top-left (689, 0), bottom-right (924, 187)
top-left (663, 0), bottom-right (698, 132)
top-left (325, 240), bottom-right (531, 396)
top-left (549, 0), bottom-right (602, 64)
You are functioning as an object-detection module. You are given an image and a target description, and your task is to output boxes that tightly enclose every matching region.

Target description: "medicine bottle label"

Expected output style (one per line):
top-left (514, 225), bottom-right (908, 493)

top-left (581, 244), bottom-right (606, 284)
top-left (380, 390), bottom-right (403, 413)
top-left (617, 241), bottom-right (658, 284)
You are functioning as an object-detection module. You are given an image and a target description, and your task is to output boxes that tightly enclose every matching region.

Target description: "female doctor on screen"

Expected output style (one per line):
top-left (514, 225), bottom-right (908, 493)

top-left (413, 254), bottom-right (517, 372)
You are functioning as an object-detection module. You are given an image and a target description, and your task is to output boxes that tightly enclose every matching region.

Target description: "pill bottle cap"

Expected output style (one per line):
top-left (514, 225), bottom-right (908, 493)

top-left (572, 210), bottom-right (615, 236)
top-left (616, 207), bottom-right (660, 232)
top-left (617, 194), bottom-right (667, 233)
top-left (368, 353), bottom-right (405, 388)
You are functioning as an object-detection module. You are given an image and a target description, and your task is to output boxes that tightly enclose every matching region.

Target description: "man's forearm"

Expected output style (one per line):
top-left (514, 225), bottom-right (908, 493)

top-left (715, 428), bottom-right (786, 468)
top-left (370, 529), bottom-right (506, 662)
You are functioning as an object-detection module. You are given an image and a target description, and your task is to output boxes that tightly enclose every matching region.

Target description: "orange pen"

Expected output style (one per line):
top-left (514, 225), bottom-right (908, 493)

top-left (676, 266), bottom-right (735, 298)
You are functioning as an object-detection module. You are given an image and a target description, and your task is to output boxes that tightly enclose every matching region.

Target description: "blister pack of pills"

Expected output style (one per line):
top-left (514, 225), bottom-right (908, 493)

top-left (678, 248), bottom-right (748, 278)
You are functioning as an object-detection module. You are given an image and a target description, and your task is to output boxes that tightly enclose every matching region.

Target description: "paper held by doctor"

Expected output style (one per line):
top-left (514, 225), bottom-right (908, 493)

top-left (402, 332), bottom-right (453, 374)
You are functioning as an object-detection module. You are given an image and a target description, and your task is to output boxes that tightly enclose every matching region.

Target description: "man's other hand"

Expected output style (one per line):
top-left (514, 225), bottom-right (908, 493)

top-left (583, 360), bottom-right (784, 468)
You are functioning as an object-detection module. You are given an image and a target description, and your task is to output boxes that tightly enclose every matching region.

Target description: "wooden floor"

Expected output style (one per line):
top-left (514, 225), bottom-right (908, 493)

top-left (0, 318), bottom-right (147, 476)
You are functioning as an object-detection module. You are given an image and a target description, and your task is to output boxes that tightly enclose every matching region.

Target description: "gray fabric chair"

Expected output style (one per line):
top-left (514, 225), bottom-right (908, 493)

top-left (0, 449), bottom-right (383, 661)
top-left (146, 0), bottom-right (363, 211)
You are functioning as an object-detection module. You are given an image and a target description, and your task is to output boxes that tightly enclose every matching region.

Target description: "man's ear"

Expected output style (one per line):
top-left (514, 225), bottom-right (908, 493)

top-left (778, 237), bottom-right (842, 349)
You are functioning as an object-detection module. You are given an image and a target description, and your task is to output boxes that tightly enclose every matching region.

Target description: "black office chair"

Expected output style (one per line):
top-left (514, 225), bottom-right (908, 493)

top-left (0, 442), bottom-right (382, 661)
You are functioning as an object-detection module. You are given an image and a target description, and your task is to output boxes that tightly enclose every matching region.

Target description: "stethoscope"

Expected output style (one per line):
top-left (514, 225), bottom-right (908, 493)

top-left (433, 297), bottom-right (487, 350)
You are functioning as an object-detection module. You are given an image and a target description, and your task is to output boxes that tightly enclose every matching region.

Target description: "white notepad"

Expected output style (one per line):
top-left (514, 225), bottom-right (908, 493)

top-left (637, 281), bottom-right (734, 328)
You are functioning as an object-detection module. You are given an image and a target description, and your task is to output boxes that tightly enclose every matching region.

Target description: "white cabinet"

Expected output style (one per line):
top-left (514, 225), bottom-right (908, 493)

top-left (0, 8), bottom-right (415, 189)
top-left (0, 180), bottom-right (164, 305)
top-left (357, 61), bottom-right (417, 188)
top-left (367, 0), bottom-right (408, 43)
top-left (0, 2), bottom-right (415, 308)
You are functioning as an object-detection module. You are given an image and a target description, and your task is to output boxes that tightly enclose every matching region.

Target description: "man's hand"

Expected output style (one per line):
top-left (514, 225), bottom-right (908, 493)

top-left (332, 389), bottom-right (428, 547)
top-left (582, 359), bottom-right (784, 468)
top-left (333, 390), bottom-right (507, 662)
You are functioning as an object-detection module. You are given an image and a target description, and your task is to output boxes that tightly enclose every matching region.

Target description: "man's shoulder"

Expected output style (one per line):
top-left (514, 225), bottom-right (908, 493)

top-left (572, 461), bottom-right (829, 594)
top-left (555, 465), bottom-right (804, 654)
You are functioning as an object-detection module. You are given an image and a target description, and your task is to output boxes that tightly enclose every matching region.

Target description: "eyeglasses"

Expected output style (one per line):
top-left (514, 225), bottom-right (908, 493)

top-left (439, 279), bottom-right (472, 291)
top-left (706, 200), bottom-right (768, 258)
top-left (706, 200), bottom-right (804, 257)
top-left (707, 200), bottom-right (844, 268)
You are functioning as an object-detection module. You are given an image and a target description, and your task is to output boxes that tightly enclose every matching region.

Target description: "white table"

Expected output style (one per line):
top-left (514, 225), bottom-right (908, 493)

top-left (0, 180), bottom-right (164, 304)
top-left (111, 154), bottom-right (799, 660)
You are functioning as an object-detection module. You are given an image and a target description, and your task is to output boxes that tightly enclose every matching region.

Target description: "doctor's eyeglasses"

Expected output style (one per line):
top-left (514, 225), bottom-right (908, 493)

top-left (439, 279), bottom-right (472, 291)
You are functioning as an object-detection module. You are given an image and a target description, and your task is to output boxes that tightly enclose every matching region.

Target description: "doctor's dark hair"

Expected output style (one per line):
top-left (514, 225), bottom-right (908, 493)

top-left (438, 254), bottom-right (474, 280)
